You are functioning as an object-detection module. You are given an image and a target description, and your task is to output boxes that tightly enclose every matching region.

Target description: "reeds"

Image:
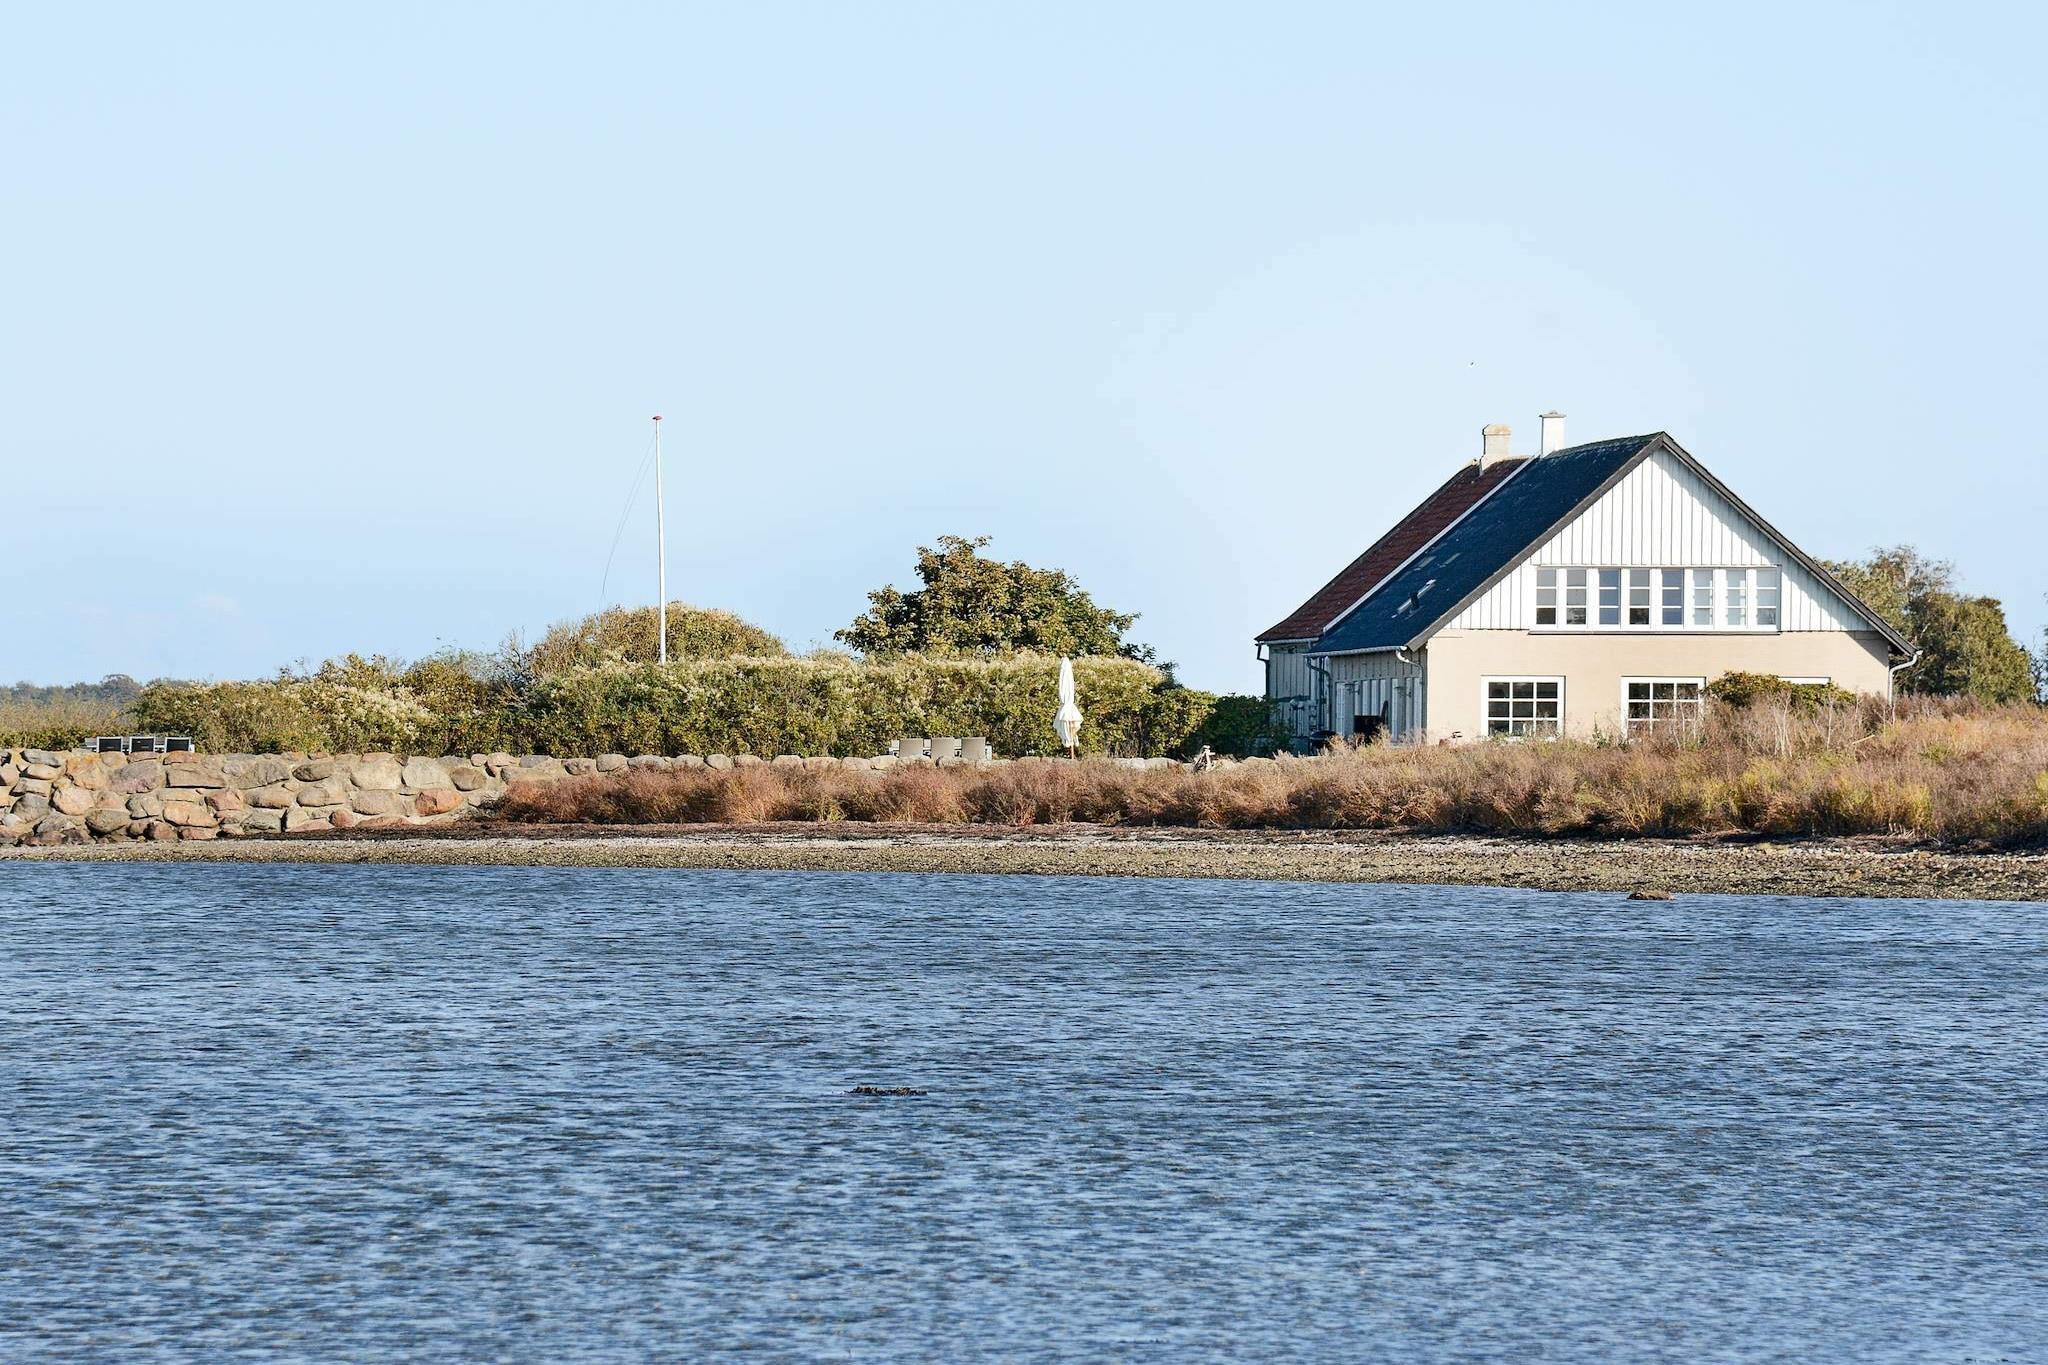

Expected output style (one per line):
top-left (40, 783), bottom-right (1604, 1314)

top-left (494, 696), bottom-right (2048, 846)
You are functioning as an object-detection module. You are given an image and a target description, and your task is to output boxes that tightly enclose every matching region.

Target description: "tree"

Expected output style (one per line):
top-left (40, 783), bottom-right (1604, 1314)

top-left (838, 535), bottom-right (1153, 661)
top-left (1825, 546), bottom-right (2035, 703)
top-left (2029, 593), bottom-right (2048, 704)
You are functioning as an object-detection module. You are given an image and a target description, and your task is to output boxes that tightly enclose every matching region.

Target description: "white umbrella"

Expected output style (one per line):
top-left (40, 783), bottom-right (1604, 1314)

top-left (1053, 656), bottom-right (1083, 754)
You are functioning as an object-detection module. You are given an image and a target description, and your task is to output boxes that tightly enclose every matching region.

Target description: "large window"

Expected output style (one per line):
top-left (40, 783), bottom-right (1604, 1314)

top-left (1534, 567), bottom-right (1783, 631)
top-left (1485, 677), bottom-right (1562, 738)
top-left (1624, 678), bottom-right (1705, 737)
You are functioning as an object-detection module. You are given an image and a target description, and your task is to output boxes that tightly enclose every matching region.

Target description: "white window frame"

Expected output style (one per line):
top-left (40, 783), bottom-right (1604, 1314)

top-left (1621, 676), bottom-right (1707, 738)
top-left (1482, 676), bottom-right (1564, 740)
top-left (1531, 565), bottom-right (1783, 633)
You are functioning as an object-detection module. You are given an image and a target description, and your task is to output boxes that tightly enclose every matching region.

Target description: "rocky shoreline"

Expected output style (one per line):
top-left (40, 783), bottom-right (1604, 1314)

top-left (3, 822), bottom-right (2043, 901)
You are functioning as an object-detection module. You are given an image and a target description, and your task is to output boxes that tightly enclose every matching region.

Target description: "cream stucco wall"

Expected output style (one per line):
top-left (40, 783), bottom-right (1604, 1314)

top-left (1421, 630), bottom-right (1895, 740)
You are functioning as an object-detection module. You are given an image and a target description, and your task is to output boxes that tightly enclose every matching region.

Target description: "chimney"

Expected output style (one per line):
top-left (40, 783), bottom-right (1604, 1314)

top-left (1539, 411), bottom-right (1566, 456)
top-left (1480, 423), bottom-right (1511, 468)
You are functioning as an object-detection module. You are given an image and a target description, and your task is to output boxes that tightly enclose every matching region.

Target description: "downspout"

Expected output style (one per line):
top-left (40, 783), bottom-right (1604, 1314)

top-left (1394, 647), bottom-right (1417, 740)
top-left (1888, 648), bottom-right (1922, 717)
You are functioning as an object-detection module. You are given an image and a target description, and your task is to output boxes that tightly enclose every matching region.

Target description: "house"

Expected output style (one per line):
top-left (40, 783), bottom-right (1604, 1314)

top-left (1256, 415), bottom-right (1912, 743)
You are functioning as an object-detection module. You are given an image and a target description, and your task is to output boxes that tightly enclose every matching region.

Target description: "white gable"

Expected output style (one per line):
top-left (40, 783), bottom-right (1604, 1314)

top-left (1445, 448), bottom-right (1868, 633)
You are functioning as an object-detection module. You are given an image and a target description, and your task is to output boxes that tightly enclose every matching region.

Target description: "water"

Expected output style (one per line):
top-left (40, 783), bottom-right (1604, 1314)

top-left (1, 865), bottom-right (2043, 1363)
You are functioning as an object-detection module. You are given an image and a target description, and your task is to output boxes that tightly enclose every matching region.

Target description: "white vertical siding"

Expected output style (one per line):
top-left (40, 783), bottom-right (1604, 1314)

top-left (1446, 449), bottom-right (1863, 632)
top-left (1327, 651), bottom-right (1427, 741)
top-left (1264, 644), bottom-right (1319, 739)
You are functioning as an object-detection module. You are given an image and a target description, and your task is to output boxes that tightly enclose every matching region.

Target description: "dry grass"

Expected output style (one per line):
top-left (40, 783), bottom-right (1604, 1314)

top-left (494, 697), bottom-right (2048, 847)
top-left (0, 696), bottom-right (128, 750)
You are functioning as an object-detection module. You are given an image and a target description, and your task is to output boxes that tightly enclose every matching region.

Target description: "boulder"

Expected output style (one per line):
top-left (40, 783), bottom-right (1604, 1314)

top-left (167, 763), bottom-right (224, 788)
top-left (446, 765), bottom-right (486, 792)
top-left (163, 800), bottom-right (217, 829)
top-left (53, 786), bottom-right (96, 817)
top-left (735, 754), bottom-right (763, 768)
top-left (14, 794), bottom-right (51, 818)
top-left (705, 755), bottom-right (733, 770)
top-left (126, 792), bottom-right (166, 819)
top-left (20, 749), bottom-right (63, 768)
top-left (413, 788), bottom-right (463, 817)
top-left (240, 809), bottom-right (284, 833)
top-left (111, 763), bottom-right (165, 795)
top-left (247, 784), bottom-right (295, 809)
top-left (64, 760), bottom-right (109, 790)
top-left (350, 790), bottom-right (400, 817)
top-left (771, 755), bottom-right (804, 768)
top-left (22, 761), bottom-right (62, 781)
top-left (563, 757), bottom-right (598, 776)
top-left (515, 756), bottom-right (566, 780)
top-left (631, 754), bottom-right (673, 770)
top-left (294, 759), bottom-right (336, 783)
top-left (178, 826), bottom-right (219, 841)
top-left (86, 808), bottom-right (131, 836)
top-left (0, 764), bottom-right (17, 788)
top-left (225, 757), bottom-right (292, 789)
top-left (596, 754), bottom-right (629, 773)
top-left (840, 756), bottom-right (877, 771)
top-left (297, 780), bottom-right (350, 807)
top-left (400, 757), bottom-right (445, 789)
top-left (352, 760), bottom-right (403, 791)
top-left (17, 777), bottom-right (53, 797)
top-left (328, 808), bottom-right (358, 830)
top-left (206, 789), bottom-right (246, 814)
top-left (673, 755), bottom-right (704, 769)
top-left (283, 808), bottom-right (332, 832)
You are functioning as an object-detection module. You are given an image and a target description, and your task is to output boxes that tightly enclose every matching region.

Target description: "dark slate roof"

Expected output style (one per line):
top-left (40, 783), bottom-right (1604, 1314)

top-left (1257, 458), bottom-right (1524, 643)
top-left (1313, 434), bottom-right (1660, 655)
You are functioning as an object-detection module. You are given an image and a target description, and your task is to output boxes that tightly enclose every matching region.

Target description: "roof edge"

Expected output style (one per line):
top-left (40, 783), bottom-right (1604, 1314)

top-left (1317, 456), bottom-right (1531, 639)
top-left (1395, 433), bottom-right (1665, 649)
top-left (1253, 459), bottom-right (1498, 644)
top-left (1390, 431), bottom-right (1914, 655)
top-left (1649, 436), bottom-right (1915, 655)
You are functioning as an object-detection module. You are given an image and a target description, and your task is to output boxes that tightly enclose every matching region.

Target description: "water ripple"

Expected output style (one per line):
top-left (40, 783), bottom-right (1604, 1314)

top-left (0, 864), bottom-right (2042, 1362)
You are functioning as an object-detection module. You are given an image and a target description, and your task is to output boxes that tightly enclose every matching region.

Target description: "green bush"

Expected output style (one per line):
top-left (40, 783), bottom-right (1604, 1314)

top-left (1706, 671), bottom-right (1858, 714)
top-left (1188, 693), bottom-right (1292, 756)
top-left (528, 603), bottom-right (786, 676)
top-left (131, 676), bottom-right (434, 754)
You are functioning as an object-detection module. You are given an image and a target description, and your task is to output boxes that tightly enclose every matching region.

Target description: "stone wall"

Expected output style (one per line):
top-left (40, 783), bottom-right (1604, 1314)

top-left (0, 749), bottom-right (519, 847)
top-left (0, 748), bottom-right (1191, 846)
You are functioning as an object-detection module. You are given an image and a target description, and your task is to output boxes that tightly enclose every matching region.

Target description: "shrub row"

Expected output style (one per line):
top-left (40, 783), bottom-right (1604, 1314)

top-left (127, 653), bottom-right (1226, 759)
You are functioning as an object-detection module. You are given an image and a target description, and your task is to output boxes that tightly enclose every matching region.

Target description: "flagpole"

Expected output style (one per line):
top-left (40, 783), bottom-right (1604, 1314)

top-left (653, 414), bottom-right (667, 665)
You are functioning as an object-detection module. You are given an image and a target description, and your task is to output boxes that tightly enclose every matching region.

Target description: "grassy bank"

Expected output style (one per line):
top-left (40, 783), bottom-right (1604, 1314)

top-left (496, 697), bottom-right (2048, 845)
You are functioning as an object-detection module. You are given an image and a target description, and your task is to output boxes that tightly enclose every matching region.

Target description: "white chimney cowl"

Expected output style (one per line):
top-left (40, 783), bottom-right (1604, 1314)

top-left (1539, 411), bottom-right (1566, 456)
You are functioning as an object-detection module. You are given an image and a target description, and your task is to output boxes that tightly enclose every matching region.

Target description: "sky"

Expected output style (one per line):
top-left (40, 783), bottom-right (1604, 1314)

top-left (5, 2), bottom-right (2043, 694)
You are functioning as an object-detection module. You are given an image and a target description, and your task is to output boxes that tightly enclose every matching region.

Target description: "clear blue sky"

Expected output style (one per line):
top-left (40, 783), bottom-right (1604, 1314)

top-left (6, 2), bottom-right (2043, 693)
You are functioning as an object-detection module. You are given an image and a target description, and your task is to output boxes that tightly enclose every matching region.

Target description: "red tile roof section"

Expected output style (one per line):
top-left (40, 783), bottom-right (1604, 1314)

top-left (1256, 458), bottom-right (1525, 643)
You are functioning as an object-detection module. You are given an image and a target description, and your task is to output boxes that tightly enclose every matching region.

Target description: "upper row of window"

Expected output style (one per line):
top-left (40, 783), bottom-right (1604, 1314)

top-left (1535, 567), bottom-right (1782, 630)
